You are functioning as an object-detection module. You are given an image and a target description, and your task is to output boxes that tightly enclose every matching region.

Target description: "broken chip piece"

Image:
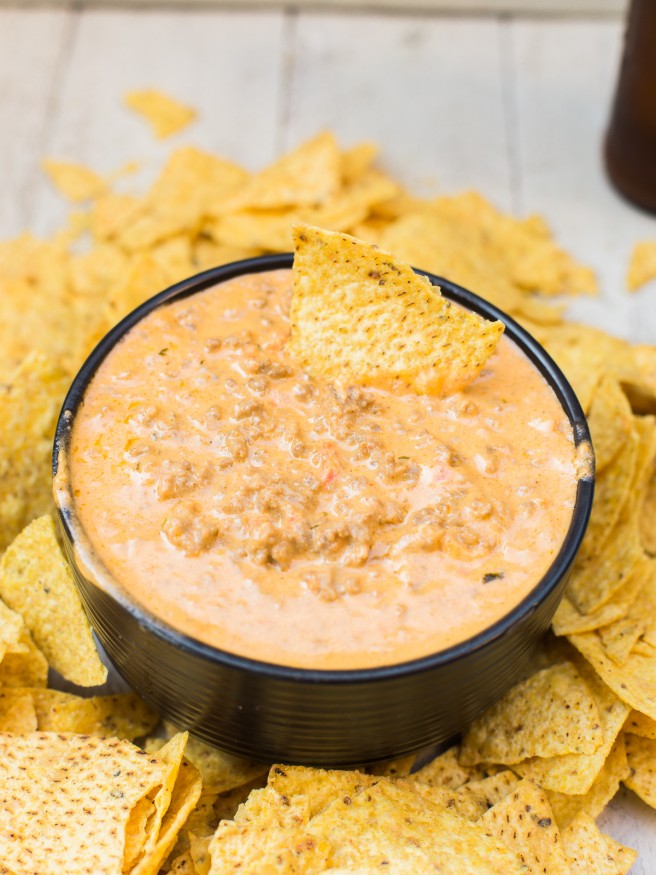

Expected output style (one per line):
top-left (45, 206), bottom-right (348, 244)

top-left (124, 89), bottom-right (196, 139)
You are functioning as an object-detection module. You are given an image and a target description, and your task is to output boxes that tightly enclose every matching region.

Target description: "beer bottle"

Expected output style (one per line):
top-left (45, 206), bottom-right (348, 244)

top-left (604, 0), bottom-right (656, 213)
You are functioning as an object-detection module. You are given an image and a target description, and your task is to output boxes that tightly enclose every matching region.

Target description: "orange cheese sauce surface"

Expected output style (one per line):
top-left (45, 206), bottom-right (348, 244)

top-left (69, 269), bottom-right (579, 669)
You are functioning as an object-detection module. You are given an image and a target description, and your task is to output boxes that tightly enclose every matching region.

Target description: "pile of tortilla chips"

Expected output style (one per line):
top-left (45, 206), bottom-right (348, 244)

top-left (1, 93), bottom-right (656, 872)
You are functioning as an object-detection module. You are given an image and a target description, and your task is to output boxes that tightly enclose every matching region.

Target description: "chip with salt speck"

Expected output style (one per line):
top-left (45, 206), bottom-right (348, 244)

top-left (480, 779), bottom-right (570, 875)
top-left (561, 811), bottom-right (637, 874)
top-left (0, 732), bottom-right (167, 875)
top-left (459, 662), bottom-right (602, 766)
top-left (624, 732), bottom-right (656, 808)
top-left (0, 515), bottom-right (107, 687)
top-left (289, 224), bottom-right (504, 396)
top-left (546, 736), bottom-right (629, 829)
top-left (512, 658), bottom-right (629, 795)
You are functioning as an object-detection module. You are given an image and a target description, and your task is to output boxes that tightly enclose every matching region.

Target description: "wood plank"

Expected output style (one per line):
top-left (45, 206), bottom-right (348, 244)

top-left (510, 18), bottom-right (656, 343)
top-left (286, 12), bottom-right (514, 211)
top-left (2, 1), bottom-right (628, 16)
top-left (0, 9), bottom-right (73, 239)
top-left (31, 7), bottom-right (287, 237)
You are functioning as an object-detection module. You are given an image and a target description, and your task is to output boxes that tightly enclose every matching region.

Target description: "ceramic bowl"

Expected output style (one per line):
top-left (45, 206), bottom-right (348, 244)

top-left (53, 253), bottom-right (594, 766)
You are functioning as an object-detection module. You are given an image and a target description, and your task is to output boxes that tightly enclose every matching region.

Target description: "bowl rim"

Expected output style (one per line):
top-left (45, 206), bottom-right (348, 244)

top-left (53, 252), bottom-right (595, 685)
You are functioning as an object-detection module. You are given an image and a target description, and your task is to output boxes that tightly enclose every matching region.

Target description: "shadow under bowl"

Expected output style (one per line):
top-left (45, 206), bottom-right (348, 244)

top-left (53, 253), bottom-right (595, 766)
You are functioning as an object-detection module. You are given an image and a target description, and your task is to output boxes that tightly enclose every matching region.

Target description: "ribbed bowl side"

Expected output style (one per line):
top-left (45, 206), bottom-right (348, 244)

top-left (63, 529), bottom-right (571, 766)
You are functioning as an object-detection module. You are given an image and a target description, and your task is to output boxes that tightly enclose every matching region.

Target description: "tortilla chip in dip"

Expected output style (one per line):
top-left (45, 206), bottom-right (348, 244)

top-left (288, 224), bottom-right (504, 396)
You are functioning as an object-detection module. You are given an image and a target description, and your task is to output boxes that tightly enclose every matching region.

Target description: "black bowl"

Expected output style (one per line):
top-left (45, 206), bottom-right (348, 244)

top-left (53, 253), bottom-right (594, 766)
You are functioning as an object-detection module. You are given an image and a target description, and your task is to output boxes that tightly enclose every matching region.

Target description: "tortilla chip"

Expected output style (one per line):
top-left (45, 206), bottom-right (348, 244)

top-left (105, 251), bottom-right (171, 323)
top-left (576, 423), bottom-right (638, 568)
top-left (223, 132), bottom-right (341, 211)
top-left (69, 243), bottom-right (129, 298)
top-left (552, 558), bottom-right (649, 636)
top-left (514, 296), bottom-right (565, 326)
top-left (157, 725), bottom-right (268, 794)
top-left (138, 733), bottom-right (190, 865)
top-left (599, 615), bottom-right (645, 664)
top-left (209, 786), bottom-right (328, 875)
top-left (191, 239), bottom-right (260, 272)
top-left (410, 746), bottom-right (486, 790)
top-left (480, 779), bottom-right (570, 874)
top-left (131, 758), bottom-right (203, 875)
top-left (124, 89), bottom-right (196, 138)
top-left (289, 224), bottom-right (504, 396)
top-left (212, 776), bottom-right (269, 825)
top-left (512, 659), bottom-right (629, 794)
top-left (305, 169), bottom-right (400, 232)
top-left (592, 558), bottom-right (656, 665)
top-left (565, 502), bottom-right (644, 616)
top-left (0, 690), bottom-right (37, 733)
top-left (42, 158), bottom-right (108, 202)
top-left (381, 210), bottom-right (527, 317)
top-left (163, 789), bottom-right (217, 864)
top-left (587, 374), bottom-right (634, 473)
top-left (114, 210), bottom-right (187, 254)
top-left (0, 598), bottom-right (24, 661)
top-left (569, 630), bottom-right (656, 719)
top-left (90, 192), bottom-right (143, 242)
top-left (0, 732), bottom-right (167, 875)
top-left (341, 141), bottom-right (379, 184)
top-left (369, 754), bottom-right (415, 777)
top-left (182, 737), bottom-right (267, 794)
top-left (149, 234), bottom-right (195, 286)
top-left (538, 323), bottom-right (643, 414)
top-left (32, 689), bottom-right (157, 738)
top-left (561, 812), bottom-right (637, 873)
top-left (208, 208), bottom-right (296, 252)
top-left (186, 792), bottom-right (220, 836)
top-left (308, 778), bottom-right (524, 873)
top-left (624, 710), bottom-right (656, 739)
top-left (0, 354), bottom-right (70, 551)
top-left (627, 240), bottom-right (656, 292)
top-left (624, 732), bottom-right (656, 807)
top-left (167, 850), bottom-right (198, 874)
top-left (124, 797), bottom-right (156, 871)
top-left (642, 472), bottom-right (656, 557)
top-left (447, 771), bottom-right (521, 821)
top-left (628, 346), bottom-right (656, 416)
top-left (189, 834), bottom-right (211, 875)
top-left (460, 662), bottom-right (602, 765)
top-left (267, 764), bottom-right (375, 817)
top-left (0, 630), bottom-right (49, 688)
top-left (546, 735), bottom-right (629, 828)
top-left (149, 146), bottom-right (248, 226)
top-left (436, 193), bottom-right (597, 296)
top-left (0, 687), bottom-right (155, 738)
top-left (0, 515), bottom-right (107, 686)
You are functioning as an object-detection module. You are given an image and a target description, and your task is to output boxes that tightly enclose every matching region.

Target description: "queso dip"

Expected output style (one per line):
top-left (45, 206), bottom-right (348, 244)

top-left (67, 269), bottom-right (579, 669)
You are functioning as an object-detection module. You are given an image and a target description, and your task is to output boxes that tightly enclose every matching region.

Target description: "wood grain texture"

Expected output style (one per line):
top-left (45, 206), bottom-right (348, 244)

top-left (31, 7), bottom-right (287, 237)
top-left (286, 12), bottom-right (514, 211)
top-left (1, 0), bottom-right (628, 15)
top-left (509, 18), bottom-right (656, 341)
top-left (0, 9), bottom-right (73, 239)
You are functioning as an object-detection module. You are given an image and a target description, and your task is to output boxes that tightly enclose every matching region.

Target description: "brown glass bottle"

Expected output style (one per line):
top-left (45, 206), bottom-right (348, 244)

top-left (604, 0), bottom-right (656, 213)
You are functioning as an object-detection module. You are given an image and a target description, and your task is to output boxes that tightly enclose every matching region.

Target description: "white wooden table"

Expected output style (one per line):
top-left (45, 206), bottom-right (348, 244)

top-left (1, 6), bottom-right (655, 870)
